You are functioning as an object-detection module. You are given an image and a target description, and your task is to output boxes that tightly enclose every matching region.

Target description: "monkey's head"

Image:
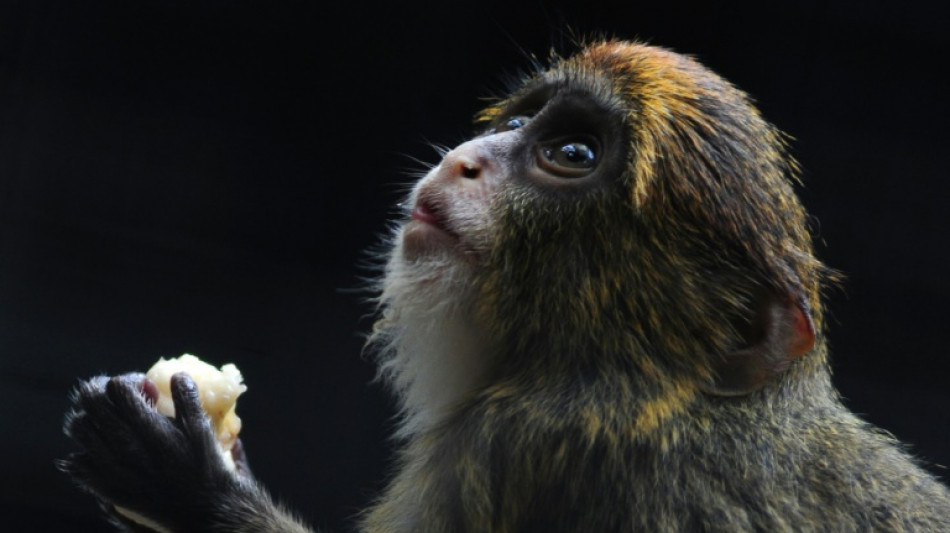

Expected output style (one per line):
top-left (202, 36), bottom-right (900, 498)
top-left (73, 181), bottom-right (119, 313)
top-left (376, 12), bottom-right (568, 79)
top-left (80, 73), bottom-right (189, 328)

top-left (379, 40), bottom-right (831, 416)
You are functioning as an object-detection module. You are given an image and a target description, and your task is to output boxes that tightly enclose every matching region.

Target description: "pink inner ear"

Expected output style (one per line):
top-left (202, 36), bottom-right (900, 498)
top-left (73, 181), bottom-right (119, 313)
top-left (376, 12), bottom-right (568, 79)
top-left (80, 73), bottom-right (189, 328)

top-left (788, 303), bottom-right (815, 359)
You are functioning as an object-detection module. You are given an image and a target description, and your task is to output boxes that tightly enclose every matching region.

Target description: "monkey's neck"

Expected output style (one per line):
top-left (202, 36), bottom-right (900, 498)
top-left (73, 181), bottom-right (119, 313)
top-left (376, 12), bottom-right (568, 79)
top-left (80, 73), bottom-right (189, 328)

top-left (372, 302), bottom-right (496, 439)
top-left (374, 261), bottom-right (831, 440)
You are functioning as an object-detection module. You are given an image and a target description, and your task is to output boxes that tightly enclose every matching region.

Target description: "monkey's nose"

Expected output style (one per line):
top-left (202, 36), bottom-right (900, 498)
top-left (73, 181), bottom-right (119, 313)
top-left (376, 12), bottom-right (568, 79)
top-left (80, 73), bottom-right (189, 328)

top-left (459, 161), bottom-right (480, 179)
top-left (439, 140), bottom-right (491, 184)
top-left (449, 157), bottom-right (481, 180)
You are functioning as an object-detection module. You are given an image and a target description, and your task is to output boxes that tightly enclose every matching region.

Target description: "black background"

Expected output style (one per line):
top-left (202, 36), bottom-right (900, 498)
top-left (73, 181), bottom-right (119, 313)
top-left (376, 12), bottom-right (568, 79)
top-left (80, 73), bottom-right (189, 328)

top-left (1, 0), bottom-right (948, 530)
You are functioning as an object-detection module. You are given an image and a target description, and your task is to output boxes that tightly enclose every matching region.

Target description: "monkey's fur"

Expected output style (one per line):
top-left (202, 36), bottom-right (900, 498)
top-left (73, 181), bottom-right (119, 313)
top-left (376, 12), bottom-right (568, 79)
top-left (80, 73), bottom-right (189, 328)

top-left (63, 40), bottom-right (950, 532)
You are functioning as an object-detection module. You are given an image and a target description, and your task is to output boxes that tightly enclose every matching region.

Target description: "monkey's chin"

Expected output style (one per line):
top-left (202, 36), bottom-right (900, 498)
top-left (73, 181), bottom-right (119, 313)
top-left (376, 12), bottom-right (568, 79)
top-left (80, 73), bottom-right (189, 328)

top-left (401, 219), bottom-right (460, 259)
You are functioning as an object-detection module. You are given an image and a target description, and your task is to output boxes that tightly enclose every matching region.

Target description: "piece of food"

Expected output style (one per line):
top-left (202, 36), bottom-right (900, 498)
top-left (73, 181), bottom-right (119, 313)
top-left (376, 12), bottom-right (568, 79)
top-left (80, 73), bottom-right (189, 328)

top-left (146, 354), bottom-right (247, 470)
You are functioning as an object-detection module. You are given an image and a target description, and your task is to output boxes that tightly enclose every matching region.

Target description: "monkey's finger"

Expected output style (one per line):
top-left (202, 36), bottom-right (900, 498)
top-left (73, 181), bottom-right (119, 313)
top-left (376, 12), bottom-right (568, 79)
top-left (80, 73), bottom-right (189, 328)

top-left (79, 375), bottom-right (110, 393)
top-left (104, 372), bottom-right (161, 407)
top-left (59, 451), bottom-right (124, 493)
top-left (104, 374), bottom-right (184, 446)
top-left (63, 408), bottom-right (116, 458)
top-left (63, 399), bottom-right (156, 474)
top-left (104, 374), bottom-right (153, 417)
top-left (69, 376), bottom-right (110, 413)
top-left (58, 454), bottom-right (109, 502)
top-left (56, 452), bottom-right (94, 488)
top-left (169, 372), bottom-right (216, 445)
top-left (59, 448), bottom-right (134, 502)
top-left (68, 378), bottom-right (144, 453)
top-left (74, 374), bottom-right (149, 423)
top-left (63, 389), bottom-right (141, 488)
top-left (169, 372), bottom-right (204, 422)
top-left (68, 375), bottom-right (176, 473)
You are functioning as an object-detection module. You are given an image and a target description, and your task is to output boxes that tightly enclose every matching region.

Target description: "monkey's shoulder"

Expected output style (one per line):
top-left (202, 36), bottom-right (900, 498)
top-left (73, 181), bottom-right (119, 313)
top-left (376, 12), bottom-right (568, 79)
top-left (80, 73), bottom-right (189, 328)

top-left (396, 389), bottom-right (950, 532)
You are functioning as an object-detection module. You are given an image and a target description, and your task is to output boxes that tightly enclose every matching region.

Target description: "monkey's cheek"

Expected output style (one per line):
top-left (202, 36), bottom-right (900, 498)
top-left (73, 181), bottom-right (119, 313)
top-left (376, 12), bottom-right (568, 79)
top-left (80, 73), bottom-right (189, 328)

top-left (401, 220), bottom-right (461, 259)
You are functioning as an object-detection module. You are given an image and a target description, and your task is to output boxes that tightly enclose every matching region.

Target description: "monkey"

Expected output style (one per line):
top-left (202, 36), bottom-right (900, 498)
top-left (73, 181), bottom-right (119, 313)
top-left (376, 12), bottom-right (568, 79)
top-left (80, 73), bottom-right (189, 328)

top-left (62, 39), bottom-right (950, 532)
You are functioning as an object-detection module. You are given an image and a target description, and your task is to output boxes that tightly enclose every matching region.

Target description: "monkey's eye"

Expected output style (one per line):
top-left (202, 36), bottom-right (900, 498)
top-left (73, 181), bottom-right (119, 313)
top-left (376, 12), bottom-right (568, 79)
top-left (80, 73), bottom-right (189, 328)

top-left (496, 115), bottom-right (533, 132)
top-left (538, 140), bottom-right (598, 178)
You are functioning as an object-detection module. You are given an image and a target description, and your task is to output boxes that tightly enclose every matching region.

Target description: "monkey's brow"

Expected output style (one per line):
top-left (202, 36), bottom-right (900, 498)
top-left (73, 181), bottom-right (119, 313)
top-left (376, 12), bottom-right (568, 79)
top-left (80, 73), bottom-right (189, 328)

top-left (512, 73), bottom-right (625, 120)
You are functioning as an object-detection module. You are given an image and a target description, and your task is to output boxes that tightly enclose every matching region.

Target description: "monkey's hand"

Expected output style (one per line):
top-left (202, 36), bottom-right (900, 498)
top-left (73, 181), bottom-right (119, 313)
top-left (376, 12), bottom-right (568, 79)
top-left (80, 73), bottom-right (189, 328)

top-left (61, 373), bottom-right (260, 532)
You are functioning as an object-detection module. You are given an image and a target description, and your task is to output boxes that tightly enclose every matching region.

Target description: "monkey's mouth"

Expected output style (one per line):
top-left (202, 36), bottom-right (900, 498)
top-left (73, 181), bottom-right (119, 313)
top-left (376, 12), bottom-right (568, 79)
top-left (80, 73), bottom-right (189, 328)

top-left (411, 200), bottom-right (454, 236)
top-left (403, 198), bottom-right (460, 254)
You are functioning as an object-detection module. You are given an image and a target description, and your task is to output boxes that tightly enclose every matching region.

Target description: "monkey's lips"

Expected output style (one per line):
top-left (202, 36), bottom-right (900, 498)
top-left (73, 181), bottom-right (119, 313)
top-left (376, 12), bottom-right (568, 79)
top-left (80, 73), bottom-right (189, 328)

top-left (411, 201), bottom-right (446, 228)
top-left (402, 200), bottom-right (459, 255)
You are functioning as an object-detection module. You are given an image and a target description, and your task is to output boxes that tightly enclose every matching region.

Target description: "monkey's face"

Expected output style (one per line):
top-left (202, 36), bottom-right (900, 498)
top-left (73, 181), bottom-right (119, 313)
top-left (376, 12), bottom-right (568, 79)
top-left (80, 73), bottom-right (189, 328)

top-left (400, 76), bottom-right (628, 266)
top-left (392, 65), bottom-right (651, 369)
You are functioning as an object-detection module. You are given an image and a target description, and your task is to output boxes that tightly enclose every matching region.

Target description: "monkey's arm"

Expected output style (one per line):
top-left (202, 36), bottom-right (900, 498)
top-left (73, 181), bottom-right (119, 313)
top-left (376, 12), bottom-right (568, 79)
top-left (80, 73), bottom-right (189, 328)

top-left (62, 373), bottom-right (313, 533)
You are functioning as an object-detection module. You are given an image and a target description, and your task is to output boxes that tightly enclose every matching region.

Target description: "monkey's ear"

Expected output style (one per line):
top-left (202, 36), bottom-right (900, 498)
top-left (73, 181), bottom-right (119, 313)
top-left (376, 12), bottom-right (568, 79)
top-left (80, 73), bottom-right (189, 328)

top-left (703, 291), bottom-right (815, 396)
